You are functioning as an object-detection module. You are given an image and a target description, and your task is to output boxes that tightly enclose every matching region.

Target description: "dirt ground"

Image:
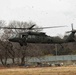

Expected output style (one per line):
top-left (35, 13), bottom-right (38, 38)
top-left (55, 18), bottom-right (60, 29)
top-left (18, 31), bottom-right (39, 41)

top-left (0, 66), bottom-right (76, 75)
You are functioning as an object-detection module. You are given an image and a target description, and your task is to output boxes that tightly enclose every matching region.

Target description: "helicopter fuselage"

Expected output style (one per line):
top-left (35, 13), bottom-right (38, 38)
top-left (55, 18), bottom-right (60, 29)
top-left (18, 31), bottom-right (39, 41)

top-left (9, 32), bottom-right (68, 46)
top-left (9, 31), bottom-right (76, 46)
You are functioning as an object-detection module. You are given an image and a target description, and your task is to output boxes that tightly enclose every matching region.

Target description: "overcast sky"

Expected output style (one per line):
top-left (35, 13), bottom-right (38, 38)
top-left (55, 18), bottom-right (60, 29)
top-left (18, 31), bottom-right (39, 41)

top-left (0, 0), bottom-right (76, 36)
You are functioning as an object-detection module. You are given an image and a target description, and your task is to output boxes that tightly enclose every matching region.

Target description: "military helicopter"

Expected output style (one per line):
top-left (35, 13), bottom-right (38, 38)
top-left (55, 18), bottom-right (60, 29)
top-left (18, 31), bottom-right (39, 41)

top-left (0, 24), bottom-right (76, 46)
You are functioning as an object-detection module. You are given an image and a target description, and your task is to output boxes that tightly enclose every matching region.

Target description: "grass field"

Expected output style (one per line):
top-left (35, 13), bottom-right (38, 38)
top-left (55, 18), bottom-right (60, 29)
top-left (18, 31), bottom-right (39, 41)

top-left (0, 66), bottom-right (76, 75)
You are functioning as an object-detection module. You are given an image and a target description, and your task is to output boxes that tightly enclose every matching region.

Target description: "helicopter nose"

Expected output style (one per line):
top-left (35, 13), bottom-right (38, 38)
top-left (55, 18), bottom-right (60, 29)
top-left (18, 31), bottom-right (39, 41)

top-left (9, 38), bottom-right (16, 42)
top-left (9, 38), bottom-right (18, 42)
top-left (9, 38), bottom-right (13, 41)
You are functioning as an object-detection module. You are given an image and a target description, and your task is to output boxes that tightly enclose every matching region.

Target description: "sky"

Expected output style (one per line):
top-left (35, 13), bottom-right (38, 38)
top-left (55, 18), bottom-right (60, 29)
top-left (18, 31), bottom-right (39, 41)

top-left (0, 0), bottom-right (76, 36)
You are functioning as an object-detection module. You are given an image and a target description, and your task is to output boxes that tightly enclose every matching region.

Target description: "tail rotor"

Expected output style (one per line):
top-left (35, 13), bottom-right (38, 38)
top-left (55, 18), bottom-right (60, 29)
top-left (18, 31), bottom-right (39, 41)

top-left (66, 23), bottom-right (76, 33)
top-left (71, 23), bottom-right (73, 31)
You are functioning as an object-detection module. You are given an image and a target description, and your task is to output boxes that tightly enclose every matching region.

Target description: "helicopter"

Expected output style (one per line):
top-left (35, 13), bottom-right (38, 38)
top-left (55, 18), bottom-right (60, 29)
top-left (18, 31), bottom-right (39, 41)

top-left (0, 24), bottom-right (76, 46)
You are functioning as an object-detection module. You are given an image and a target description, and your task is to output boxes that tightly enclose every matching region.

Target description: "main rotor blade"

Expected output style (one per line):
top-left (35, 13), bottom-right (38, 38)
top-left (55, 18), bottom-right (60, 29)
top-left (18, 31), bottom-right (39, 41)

top-left (28, 24), bottom-right (35, 29)
top-left (32, 26), bottom-right (67, 29)
top-left (0, 27), bottom-right (28, 29)
top-left (0, 25), bottom-right (67, 30)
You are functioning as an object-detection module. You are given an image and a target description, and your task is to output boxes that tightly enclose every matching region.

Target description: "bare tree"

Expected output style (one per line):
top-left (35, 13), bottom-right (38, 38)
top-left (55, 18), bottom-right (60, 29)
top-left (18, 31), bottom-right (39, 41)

top-left (1, 21), bottom-right (37, 65)
top-left (0, 40), bottom-right (9, 65)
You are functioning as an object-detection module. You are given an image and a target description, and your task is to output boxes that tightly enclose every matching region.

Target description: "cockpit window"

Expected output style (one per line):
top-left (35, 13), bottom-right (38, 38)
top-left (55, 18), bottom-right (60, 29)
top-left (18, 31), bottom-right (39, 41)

top-left (9, 34), bottom-right (21, 38)
top-left (32, 35), bottom-right (36, 38)
top-left (28, 35), bottom-right (36, 38)
top-left (28, 35), bottom-right (32, 38)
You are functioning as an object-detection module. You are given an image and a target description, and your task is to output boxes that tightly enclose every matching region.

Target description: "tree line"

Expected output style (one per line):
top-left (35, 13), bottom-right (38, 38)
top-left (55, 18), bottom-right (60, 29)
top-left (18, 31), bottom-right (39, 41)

top-left (0, 20), bottom-right (76, 66)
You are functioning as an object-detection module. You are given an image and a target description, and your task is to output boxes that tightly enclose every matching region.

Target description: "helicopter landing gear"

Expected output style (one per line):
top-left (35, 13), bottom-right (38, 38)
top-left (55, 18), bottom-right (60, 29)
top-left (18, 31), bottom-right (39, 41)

top-left (19, 40), bottom-right (27, 46)
top-left (19, 40), bottom-right (23, 46)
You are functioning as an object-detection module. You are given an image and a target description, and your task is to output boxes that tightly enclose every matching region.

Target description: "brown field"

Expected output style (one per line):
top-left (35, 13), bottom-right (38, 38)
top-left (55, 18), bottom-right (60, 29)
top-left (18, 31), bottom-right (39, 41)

top-left (0, 66), bottom-right (76, 75)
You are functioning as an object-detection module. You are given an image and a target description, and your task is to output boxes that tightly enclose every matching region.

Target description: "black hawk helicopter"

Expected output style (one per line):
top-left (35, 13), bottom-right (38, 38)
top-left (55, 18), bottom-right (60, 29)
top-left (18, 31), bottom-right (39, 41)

top-left (0, 24), bottom-right (76, 46)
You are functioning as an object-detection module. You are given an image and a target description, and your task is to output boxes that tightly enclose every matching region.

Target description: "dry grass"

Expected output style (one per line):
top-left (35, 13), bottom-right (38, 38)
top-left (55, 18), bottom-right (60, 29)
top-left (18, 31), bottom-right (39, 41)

top-left (0, 66), bottom-right (76, 75)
